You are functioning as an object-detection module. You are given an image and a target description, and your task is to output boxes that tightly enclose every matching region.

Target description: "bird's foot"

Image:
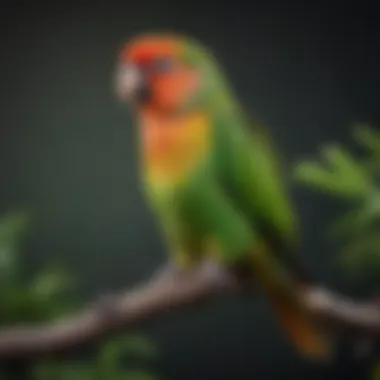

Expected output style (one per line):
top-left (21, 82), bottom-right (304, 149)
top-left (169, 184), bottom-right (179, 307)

top-left (227, 258), bottom-right (256, 290)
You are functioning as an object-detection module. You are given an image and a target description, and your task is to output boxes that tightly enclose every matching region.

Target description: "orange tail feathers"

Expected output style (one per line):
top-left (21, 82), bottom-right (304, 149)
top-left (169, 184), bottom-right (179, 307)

top-left (268, 290), bottom-right (333, 360)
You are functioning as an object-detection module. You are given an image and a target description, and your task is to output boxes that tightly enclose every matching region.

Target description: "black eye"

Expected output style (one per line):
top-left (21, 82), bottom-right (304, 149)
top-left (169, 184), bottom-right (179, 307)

top-left (152, 57), bottom-right (174, 72)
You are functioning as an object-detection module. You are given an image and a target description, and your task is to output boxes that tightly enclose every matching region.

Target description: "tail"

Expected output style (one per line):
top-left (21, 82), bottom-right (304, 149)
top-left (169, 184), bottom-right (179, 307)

top-left (267, 288), bottom-right (333, 360)
top-left (246, 244), bottom-right (333, 360)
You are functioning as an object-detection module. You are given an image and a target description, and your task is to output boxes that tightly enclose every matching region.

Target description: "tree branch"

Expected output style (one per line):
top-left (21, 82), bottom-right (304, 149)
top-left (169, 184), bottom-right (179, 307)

top-left (0, 261), bottom-right (379, 360)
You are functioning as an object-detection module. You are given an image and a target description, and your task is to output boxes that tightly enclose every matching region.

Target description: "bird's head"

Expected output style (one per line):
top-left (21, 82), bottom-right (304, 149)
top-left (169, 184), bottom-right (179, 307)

top-left (116, 33), bottom-right (224, 114)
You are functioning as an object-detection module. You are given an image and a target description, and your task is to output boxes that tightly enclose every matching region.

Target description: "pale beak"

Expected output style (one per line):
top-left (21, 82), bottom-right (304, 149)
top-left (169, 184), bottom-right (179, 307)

top-left (116, 63), bottom-right (145, 102)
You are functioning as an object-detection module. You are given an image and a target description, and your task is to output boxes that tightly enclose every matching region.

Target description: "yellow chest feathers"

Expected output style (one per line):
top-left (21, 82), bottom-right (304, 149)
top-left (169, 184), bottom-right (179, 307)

top-left (139, 112), bottom-right (211, 185)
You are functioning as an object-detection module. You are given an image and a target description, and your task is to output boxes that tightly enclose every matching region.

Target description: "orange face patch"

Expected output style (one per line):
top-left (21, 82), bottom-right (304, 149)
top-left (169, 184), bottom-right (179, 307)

top-left (118, 34), bottom-right (199, 112)
top-left (149, 66), bottom-right (199, 111)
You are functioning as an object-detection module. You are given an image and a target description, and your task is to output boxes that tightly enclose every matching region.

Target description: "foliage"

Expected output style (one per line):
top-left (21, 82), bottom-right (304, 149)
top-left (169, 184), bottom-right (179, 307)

top-left (294, 125), bottom-right (380, 380)
top-left (0, 212), bottom-right (159, 380)
top-left (33, 336), bottom-right (158, 380)
top-left (294, 124), bottom-right (380, 277)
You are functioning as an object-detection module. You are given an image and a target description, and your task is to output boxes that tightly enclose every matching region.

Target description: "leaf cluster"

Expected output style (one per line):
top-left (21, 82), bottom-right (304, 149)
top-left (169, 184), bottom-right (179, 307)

top-left (294, 125), bottom-right (380, 277)
top-left (0, 212), bottom-right (159, 380)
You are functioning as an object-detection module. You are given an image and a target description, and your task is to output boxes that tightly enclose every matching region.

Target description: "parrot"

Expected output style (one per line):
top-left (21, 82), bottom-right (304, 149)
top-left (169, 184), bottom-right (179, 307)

top-left (115, 32), bottom-right (332, 360)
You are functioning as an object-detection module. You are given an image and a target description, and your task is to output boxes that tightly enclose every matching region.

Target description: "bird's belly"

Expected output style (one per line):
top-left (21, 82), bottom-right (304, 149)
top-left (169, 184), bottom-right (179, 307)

top-left (148, 185), bottom-right (215, 266)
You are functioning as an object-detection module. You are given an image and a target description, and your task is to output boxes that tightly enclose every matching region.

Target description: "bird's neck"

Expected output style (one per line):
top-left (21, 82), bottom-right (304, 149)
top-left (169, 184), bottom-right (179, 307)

top-left (138, 108), bottom-right (211, 187)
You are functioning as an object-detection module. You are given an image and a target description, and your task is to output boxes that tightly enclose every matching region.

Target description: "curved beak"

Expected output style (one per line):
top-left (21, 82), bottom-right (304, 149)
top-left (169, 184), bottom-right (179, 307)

top-left (116, 63), bottom-right (147, 102)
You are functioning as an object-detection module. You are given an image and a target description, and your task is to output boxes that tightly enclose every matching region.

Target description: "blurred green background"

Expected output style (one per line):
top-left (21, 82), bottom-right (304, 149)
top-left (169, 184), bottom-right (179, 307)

top-left (0, 1), bottom-right (379, 379)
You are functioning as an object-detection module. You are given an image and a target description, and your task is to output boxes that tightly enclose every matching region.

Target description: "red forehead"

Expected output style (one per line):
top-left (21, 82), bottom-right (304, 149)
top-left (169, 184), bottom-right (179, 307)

top-left (119, 37), bottom-right (180, 64)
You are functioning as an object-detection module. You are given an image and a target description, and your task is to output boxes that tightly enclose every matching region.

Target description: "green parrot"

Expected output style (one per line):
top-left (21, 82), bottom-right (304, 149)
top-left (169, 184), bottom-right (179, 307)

top-left (115, 32), bottom-right (331, 359)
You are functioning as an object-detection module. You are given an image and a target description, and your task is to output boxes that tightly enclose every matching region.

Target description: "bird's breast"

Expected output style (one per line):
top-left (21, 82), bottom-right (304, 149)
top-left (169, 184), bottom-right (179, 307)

top-left (139, 112), bottom-right (211, 186)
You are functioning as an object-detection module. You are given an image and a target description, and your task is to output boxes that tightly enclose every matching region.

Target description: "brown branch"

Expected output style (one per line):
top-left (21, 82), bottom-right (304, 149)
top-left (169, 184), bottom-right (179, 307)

top-left (0, 261), bottom-right (379, 360)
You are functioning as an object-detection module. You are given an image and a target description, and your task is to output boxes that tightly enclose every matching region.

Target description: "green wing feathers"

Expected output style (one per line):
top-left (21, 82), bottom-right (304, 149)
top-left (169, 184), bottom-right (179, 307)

top-left (211, 112), bottom-right (332, 360)
top-left (212, 112), bottom-right (299, 257)
top-left (143, 171), bottom-right (258, 266)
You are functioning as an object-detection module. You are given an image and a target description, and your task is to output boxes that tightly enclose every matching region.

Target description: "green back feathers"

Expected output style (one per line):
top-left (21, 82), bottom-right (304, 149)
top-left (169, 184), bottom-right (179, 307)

top-left (179, 38), bottom-right (242, 115)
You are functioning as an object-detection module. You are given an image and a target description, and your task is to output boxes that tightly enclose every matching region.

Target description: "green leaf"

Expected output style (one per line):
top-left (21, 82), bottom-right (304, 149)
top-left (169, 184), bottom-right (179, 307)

top-left (363, 191), bottom-right (380, 219)
top-left (353, 124), bottom-right (380, 156)
top-left (294, 143), bottom-right (373, 198)
top-left (118, 335), bottom-right (157, 358)
top-left (0, 212), bottom-right (29, 247)
top-left (30, 265), bottom-right (73, 300)
top-left (95, 335), bottom-right (158, 380)
top-left (99, 335), bottom-right (157, 366)
top-left (324, 145), bottom-right (371, 195)
top-left (294, 161), bottom-right (337, 189)
top-left (1, 286), bottom-right (51, 323)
